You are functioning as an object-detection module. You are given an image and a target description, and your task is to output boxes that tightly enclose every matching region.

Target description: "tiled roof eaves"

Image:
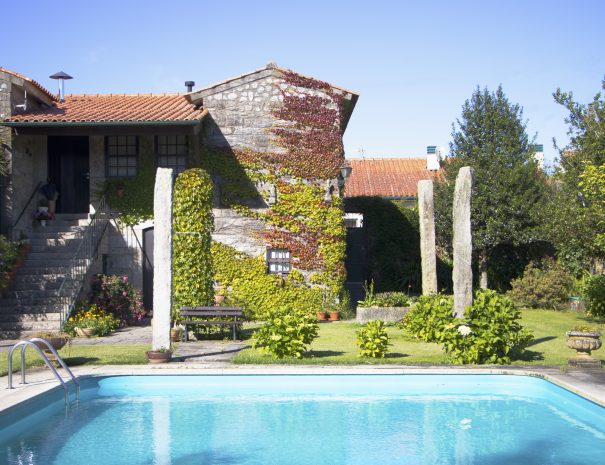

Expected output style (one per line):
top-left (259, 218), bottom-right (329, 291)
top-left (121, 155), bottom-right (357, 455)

top-left (1, 119), bottom-right (204, 127)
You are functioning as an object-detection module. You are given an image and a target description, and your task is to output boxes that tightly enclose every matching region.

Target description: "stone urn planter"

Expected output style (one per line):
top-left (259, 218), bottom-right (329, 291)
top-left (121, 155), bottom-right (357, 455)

top-left (76, 327), bottom-right (97, 338)
top-left (566, 330), bottom-right (602, 368)
top-left (146, 350), bottom-right (172, 364)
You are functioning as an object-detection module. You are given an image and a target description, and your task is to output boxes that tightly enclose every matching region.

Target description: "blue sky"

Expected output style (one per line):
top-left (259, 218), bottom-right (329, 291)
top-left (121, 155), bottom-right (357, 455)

top-left (3, 0), bottom-right (604, 166)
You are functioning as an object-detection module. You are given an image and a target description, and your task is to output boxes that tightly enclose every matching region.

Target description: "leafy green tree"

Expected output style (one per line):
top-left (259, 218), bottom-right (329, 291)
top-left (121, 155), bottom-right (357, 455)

top-left (435, 85), bottom-right (548, 289)
top-left (546, 79), bottom-right (605, 273)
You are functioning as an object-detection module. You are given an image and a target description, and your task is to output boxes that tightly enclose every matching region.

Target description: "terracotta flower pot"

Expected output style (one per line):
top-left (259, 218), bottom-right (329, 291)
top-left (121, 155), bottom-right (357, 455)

top-left (317, 311), bottom-right (328, 321)
top-left (170, 328), bottom-right (183, 342)
top-left (146, 350), bottom-right (172, 364)
top-left (328, 311), bottom-right (341, 321)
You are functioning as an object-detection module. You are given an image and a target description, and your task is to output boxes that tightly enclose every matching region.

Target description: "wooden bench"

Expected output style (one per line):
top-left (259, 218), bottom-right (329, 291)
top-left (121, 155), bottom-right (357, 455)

top-left (180, 306), bottom-right (244, 341)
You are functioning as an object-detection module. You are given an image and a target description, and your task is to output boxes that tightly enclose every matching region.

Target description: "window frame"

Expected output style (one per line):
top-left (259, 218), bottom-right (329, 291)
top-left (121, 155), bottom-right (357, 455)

top-left (105, 135), bottom-right (139, 178)
top-left (155, 135), bottom-right (188, 175)
top-left (266, 248), bottom-right (291, 275)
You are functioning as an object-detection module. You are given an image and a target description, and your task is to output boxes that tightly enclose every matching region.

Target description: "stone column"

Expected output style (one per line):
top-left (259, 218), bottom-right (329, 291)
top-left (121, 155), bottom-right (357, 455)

top-left (418, 180), bottom-right (437, 294)
top-left (152, 168), bottom-right (174, 351)
top-left (452, 166), bottom-right (473, 318)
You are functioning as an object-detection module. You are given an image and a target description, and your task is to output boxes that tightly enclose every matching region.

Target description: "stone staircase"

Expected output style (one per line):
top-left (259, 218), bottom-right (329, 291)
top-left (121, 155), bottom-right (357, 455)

top-left (0, 214), bottom-right (91, 339)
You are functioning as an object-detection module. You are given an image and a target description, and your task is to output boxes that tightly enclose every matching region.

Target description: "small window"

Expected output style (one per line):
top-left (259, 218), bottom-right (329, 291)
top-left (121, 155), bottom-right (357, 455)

top-left (266, 248), bottom-right (291, 274)
top-left (156, 135), bottom-right (188, 174)
top-left (106, 136), bottom-right (137, 177)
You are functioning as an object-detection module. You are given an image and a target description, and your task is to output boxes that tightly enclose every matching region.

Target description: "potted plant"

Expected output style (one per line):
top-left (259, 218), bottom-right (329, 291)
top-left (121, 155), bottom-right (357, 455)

top-left (146, 346), bottom-right (172, 364)
top-left (35, 210), bottom-right (50, 227)
top-left (566, 325), bottom-right (602, 367)
top-left (115, 181), bottom-right (125, 198)
top-left (32, 331), bottom-right (71, 351)
top-left (214, 282), bottom-right (226, 305)
top-left (328, 306), bottom-right (341, 321)
top-left (170, 308), bottom-right (184, 341)
top-left (316, 310), bottom-right (328, 321)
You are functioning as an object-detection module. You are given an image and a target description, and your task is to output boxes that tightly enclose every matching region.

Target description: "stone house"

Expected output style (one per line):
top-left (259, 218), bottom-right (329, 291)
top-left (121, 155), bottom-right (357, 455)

top-left (0, 63), bottom-right (358, 336)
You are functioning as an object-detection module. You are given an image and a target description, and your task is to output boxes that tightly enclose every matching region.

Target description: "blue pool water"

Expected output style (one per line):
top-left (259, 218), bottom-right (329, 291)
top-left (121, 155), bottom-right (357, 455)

top-left (1, 374), bottom-right (604, 465)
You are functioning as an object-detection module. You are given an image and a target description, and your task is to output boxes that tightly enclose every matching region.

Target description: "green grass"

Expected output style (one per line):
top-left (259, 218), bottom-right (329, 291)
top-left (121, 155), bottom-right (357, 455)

top-left (2, 309), bottom-right (603, 372)
top-left (0, 344), bottom-right (149, 377)
top-left (232, 309), bottom-right (605, 366)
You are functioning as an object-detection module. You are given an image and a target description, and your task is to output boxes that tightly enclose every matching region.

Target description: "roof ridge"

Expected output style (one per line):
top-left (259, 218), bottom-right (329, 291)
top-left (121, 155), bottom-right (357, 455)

top-left (65, 92), bottom-right (185, 98)
top-left (0, 66), bottom-right (58, 101)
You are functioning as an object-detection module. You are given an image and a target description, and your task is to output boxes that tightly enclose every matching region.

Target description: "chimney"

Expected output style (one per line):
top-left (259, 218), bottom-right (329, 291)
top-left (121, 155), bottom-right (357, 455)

top-left (185, 81), bottom-right (195, 92)
top-left (426, 145), bottom-right (440, 171)
top-left (49, 71), bottom-right (73, 102)
top-left (532, 144), bottom-right (544, 169)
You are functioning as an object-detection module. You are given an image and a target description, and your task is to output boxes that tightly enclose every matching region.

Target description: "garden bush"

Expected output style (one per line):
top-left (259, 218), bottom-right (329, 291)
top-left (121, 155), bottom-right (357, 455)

top-left (90, 274), bottom-right (146, 325)
top-left (252, 307), bottom-right (318, 358)
top-left (401, 294), bottom-right (454, 342)
top-left (373, 292), bottom-right (411, 307)
top-left (582, 274), bottom-right (605, 317)
top-left (402, 290), bottom-right (533, 364)
top-left (507, 259), bottom-right (573, 309)
top-left (356, 320), bottom-right (390, 358)
top-left (441, 290), bottom-right (534, 364)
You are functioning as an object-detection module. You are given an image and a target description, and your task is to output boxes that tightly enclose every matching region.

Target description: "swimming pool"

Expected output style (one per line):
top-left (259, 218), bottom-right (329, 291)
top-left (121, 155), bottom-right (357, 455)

top-left (1, 374), bottom-right (604, 465)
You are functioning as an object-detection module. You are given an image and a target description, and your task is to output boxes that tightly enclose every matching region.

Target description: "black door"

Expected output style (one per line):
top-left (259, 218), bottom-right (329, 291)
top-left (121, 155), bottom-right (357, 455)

top-left (47, 136), bottom-right (90, 213)
top-left (143, 227), bottom-right (154, 312)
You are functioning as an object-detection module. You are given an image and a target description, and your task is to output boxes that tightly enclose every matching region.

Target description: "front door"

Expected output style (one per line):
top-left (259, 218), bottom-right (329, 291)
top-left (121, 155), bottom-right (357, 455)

top-left (47, 136), bottom-right (90, 213)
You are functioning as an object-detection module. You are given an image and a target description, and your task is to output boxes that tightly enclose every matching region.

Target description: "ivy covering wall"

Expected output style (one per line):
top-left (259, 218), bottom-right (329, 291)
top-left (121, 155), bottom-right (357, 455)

top-left (172, 168), bottom-right (214, 311)
top-left (203, 70), bottom-right (349, 314)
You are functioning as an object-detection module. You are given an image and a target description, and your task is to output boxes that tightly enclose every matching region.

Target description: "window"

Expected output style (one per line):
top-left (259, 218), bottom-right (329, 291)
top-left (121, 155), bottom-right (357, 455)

top-left (266, 248), bottom-right (291, 274)
top-left (106, 136), bottom-right (137, 177)
top-left (156, 135), bottom-right (188, 174)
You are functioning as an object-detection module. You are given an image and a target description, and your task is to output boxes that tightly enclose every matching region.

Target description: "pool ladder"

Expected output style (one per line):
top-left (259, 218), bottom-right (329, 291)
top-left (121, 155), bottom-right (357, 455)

top-left (7, 338), bottom-right (80, 406)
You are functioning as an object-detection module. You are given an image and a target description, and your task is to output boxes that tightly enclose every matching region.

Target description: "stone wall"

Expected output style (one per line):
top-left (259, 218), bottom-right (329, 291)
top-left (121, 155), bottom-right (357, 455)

top-left (195, 67), bottom-right (280, 151)
top-left (0, 72), bottom-right (12, 234)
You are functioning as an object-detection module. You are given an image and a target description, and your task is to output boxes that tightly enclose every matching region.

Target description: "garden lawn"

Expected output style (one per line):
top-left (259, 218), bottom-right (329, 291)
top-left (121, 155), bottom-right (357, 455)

top-left (0, 344), bottom-right (149, 377)
top-left (232, 309), bottom-right (605, 366)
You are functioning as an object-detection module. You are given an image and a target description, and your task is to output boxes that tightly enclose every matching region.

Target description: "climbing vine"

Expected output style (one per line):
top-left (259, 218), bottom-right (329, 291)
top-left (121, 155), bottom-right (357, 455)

top-left (172, 168), bottom-right (214, 312)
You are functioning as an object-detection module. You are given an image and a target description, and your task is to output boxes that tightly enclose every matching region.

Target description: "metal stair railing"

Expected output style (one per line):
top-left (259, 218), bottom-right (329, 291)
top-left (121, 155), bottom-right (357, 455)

top-left (10, 181), bottom-right (42, 240)
top-left (7, 338), bottom-right (80, 406)
top-left (56, 193), bottom-right (111, 326)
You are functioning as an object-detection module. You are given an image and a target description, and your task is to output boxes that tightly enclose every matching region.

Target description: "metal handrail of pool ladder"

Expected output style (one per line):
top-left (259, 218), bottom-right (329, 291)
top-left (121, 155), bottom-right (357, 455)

top-left (7, 338), bottom-right (80, 406)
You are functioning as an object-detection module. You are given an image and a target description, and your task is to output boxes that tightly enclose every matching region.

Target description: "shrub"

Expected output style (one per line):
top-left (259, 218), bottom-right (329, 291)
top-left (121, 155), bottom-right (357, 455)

top-left (441, 290), bottom-right (534, 364)
top-left (582, 274), bottom-right (605, 317)
top-left (252, 307), bottom-right (318, 358)
top-left (373, 292), bottom-right (411, 307)
top-left (64, 304), bottom-right (120, 337)
top-left (90, 274), bottom-right (146, 325)
top-left (401, 294), bottom-right (455, 342)
top-left (356, 320), bottom-right (390, 358)
top-left (507, 259), bottom-right (573, 309)
top-left (402, 290), bottom-right (533, 364)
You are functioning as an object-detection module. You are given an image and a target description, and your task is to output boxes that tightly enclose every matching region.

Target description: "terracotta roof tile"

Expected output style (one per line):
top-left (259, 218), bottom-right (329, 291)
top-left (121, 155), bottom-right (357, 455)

top-left (0, 67), bottom-right (58, 101)
top-left (5, 94), bottom-right (207, 124)
top-left (345, 158), bottom-right (440, 198)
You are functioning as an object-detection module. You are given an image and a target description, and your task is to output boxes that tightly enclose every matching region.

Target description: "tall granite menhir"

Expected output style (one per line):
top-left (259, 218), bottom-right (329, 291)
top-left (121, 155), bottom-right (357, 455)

top-left (452, 166), bottom-right (474, 318)
top-left (418, 180), bottom-right (437, 294)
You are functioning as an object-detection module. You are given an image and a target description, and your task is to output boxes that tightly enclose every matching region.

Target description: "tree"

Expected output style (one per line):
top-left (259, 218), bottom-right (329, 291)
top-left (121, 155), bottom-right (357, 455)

top-left (545, 78), bottom-right (605, 273)
top-left (435, 85), bottom-right (548, 289)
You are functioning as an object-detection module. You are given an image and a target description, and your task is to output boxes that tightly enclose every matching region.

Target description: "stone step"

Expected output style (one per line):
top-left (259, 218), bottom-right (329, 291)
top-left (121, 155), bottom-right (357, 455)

top-left (0, 321), bottom-right (60, 331)
top-left (29, 231), bottom-right (83, 240)
top-left (0, 312), bottom-right (62, 323)
top-left (16, 266), bottom-right (70, 276)
top-left (0, 330), bottom-right (42, 340)
top-left (11, 279), bottom-right (78, 291)
top-left (27, 252), bottom-right (80, 261)
top-left (30, 242), bottom-right (80, 253)
top-left (30, 237), bottom-right (80, 247)
top-left (0, 295), bottom-right (67, 307)
top-left (0, 302), bottom-right (66, 314)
